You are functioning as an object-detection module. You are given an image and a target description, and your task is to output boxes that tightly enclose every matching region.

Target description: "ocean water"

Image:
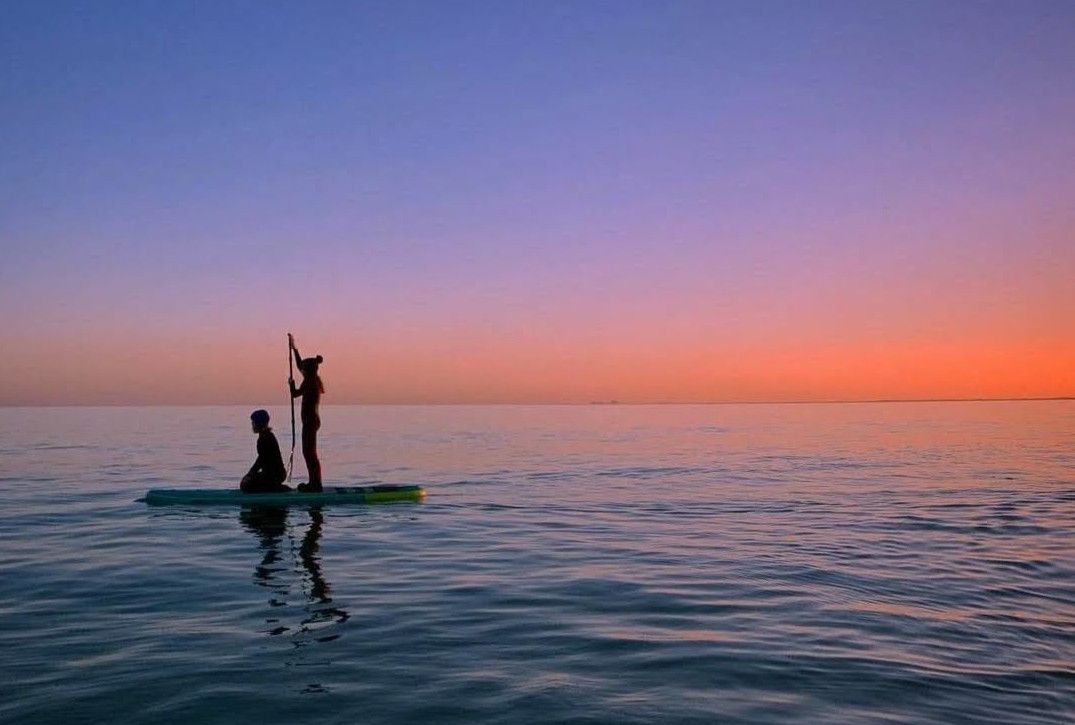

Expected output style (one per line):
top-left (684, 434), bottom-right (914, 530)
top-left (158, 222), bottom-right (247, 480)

top-left (0, 402), bottom-right (1072, 725)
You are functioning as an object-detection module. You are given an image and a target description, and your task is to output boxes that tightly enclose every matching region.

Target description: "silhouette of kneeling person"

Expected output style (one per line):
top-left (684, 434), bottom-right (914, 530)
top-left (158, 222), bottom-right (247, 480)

top-left (241, 409), bottom-right (291, 493)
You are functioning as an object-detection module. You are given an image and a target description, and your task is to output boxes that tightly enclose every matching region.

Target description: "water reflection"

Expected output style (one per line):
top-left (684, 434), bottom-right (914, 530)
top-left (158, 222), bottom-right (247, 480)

top-left (239, 506), bottom-right (350, 646)
top-left (241, 507), bottom-right (291, 635)
top-left (296, 509), bottom-right (350, 640)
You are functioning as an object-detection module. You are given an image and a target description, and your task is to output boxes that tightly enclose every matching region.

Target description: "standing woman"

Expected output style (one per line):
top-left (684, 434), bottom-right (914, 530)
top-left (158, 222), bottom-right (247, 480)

top-left (289, 334), bottom-right (324, 492)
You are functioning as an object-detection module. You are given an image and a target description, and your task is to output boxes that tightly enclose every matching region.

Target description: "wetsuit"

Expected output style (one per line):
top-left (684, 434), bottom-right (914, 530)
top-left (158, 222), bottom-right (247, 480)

top-left (242, 429), bottom-right (288, 493)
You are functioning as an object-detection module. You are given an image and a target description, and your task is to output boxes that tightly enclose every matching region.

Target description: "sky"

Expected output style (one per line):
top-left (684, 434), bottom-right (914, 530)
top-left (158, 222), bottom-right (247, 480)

top-left (1, 1), bottom-right (1073, 405)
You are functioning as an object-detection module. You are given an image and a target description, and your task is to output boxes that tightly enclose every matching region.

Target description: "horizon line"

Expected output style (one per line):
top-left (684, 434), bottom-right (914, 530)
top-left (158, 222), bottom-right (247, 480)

top-left (2, 396), bottom-right (1072, 408)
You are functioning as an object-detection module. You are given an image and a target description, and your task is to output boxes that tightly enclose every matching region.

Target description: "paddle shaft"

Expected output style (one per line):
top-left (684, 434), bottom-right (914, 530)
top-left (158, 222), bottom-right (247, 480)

top-left (287, 333), bottom-right (296, 481)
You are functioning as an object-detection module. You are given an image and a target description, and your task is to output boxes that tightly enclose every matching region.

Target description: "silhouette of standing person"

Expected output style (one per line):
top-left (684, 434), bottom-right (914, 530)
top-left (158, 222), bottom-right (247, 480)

top-left (289, 334), bottom-right (324, 492)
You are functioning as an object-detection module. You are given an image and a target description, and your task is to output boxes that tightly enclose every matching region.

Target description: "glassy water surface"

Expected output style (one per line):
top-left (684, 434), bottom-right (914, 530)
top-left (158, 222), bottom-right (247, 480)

top-left (0, 402), bottom-right (1072, 724)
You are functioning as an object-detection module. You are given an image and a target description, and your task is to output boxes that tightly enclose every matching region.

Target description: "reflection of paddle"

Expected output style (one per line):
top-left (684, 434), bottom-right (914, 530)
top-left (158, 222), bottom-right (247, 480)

top-left (287, 332), bottom-right (297, 482)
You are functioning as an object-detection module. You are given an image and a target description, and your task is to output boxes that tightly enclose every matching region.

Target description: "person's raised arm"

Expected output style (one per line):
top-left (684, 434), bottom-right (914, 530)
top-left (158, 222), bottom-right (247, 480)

top-left (289, 333), bottom-right (302, 396)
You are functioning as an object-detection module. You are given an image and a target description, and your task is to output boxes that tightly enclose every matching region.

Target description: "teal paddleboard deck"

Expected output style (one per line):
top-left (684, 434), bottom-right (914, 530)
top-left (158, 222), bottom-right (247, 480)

top-left (144, 484), bottom-right (426, 506)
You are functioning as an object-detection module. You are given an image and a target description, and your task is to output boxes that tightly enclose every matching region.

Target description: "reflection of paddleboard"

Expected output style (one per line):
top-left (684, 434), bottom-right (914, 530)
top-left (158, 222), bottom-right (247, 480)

top-left (143, 484), bottom-right (426, 506)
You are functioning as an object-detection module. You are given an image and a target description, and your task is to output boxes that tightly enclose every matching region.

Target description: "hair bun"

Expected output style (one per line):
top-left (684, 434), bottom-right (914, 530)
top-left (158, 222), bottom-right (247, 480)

top-left (316, 355), bottom-right (323, 363)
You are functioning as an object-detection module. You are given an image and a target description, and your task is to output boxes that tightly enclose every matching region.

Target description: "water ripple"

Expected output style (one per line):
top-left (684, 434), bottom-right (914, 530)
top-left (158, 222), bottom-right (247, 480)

top-left (1, 402), bottom-right (1073, 724)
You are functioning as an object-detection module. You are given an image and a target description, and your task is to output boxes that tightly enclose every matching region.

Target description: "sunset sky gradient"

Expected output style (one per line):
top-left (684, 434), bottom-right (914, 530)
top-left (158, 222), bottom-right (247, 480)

top-left (2, 1), bottom-right (1073, 405)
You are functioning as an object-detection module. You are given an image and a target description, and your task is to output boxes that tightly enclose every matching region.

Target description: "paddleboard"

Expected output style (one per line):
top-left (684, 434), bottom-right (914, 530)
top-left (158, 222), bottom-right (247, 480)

top-left (143, 484), bottom-right (426, 506)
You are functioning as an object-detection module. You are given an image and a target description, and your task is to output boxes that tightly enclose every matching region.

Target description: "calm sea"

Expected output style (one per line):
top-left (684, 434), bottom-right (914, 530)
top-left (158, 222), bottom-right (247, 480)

top-left (0, 402), bottom-right (1072, 724)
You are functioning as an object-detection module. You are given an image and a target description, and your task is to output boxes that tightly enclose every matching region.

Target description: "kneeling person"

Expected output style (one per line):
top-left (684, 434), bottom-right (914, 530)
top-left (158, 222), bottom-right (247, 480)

top-left (241, 409), bottom-right (290, 493)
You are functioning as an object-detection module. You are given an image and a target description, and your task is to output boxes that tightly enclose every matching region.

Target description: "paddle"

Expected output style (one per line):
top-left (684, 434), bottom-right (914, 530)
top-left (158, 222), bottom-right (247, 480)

top-left (287, 332), bottom-right (297, 482)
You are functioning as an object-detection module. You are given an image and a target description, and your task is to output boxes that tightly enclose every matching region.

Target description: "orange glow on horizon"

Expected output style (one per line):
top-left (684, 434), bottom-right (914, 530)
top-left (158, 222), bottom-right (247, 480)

top-left (4, 326), bottom-right (1071, 406)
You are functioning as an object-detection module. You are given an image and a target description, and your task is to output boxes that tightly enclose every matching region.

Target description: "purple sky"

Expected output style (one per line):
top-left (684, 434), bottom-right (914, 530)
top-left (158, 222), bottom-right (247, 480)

top-left (2, 2), bottom-right (1073, 404)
